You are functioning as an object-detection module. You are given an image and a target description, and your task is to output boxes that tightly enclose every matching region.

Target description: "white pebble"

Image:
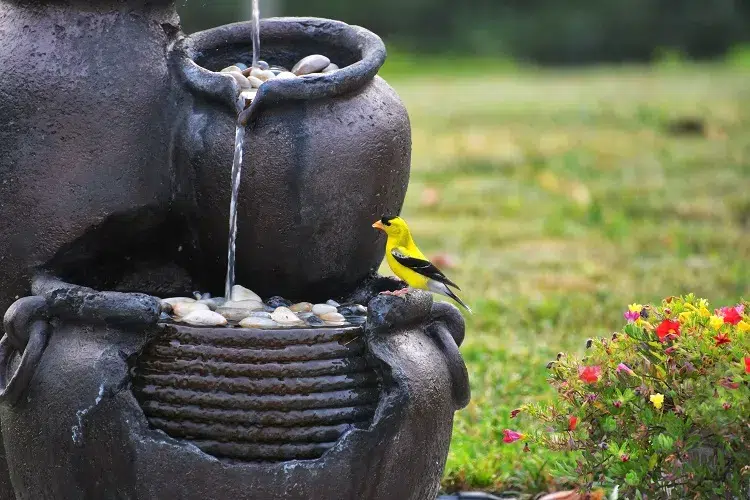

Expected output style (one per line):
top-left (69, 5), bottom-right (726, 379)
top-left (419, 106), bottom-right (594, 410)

top-left (275, 71), bottom-right (297, 80)
top-left (231, 285), bottom-right (261, 303)
top-left (239, 317), bottom-right (278, 328)
top-left (322, 63), bottom-right (339, 73)
top-left (290, 302), bottom-right (313, 313)
top-left (312, 304), bottom-right (337, 315)
top-left (226, 71), bottom-right (252, 89)
top-left (172, 302), bottom-right (210, 318)
top-left (220, 65), bottom-right (243, 74)
top-left (326, 300), bottom-right (341, 307)
top-left (162, 297), bottom-right (196, 306)
top-left (223, 300), bottom-right (265, 311)
top-left (247, 76), bottom-right (263, 88)
top-left (271, 307), bottom-right (303, 324)
top-left (181, 310), bottom-right (228, 327)
top-left (240, 89), bottom-right (258, 102)
top-left (291, 54), bottom-right (331, 76)
top-left (321, 312), bottom-right (345, 323)
top-left (257, 70), bottom-right (276, 81)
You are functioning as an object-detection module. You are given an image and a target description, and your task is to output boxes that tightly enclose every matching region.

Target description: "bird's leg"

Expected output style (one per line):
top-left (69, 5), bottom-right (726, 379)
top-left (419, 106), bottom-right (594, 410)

top-left (380, 287), bottom-right (410, 297)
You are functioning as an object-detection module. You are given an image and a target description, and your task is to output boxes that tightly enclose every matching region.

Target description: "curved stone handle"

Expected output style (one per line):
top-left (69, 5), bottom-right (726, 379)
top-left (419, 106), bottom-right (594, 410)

top-left (0, 296), bottom-right (51, 405)
top-left (426, 302), bottom-right (471, 410)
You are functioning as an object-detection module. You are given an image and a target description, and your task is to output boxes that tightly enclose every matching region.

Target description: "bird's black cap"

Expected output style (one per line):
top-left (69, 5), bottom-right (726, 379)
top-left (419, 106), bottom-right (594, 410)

top-left (380, 215), bottom-right (397, 226)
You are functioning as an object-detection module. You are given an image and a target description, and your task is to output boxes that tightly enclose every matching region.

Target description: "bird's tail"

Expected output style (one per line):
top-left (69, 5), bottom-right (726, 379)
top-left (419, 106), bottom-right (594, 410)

top-left (429, 280), bottom-right (472, 314)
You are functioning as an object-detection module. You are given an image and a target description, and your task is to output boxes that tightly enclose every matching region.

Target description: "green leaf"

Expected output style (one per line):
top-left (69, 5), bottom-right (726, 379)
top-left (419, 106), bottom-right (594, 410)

top-left (648, 453), bottom-right (659, 470)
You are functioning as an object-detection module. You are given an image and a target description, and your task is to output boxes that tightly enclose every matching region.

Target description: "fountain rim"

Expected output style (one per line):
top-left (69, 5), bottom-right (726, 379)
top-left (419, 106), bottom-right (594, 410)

top-left (172, 17), bottom-right (388, 116)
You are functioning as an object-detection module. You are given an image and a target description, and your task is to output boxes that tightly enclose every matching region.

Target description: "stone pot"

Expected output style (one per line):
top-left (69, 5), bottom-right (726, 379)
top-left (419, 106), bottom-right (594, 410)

top-left (0, 275), bottom-right (469, 499)
top-left (0, 0), bottom-right (183, 320)
top-left (171, 18), bottom-right (412, 301)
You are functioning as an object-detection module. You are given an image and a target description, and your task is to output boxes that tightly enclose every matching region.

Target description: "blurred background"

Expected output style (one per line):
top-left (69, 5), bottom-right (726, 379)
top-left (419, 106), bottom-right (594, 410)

top-left (179, 1), bottom-right (750, 495)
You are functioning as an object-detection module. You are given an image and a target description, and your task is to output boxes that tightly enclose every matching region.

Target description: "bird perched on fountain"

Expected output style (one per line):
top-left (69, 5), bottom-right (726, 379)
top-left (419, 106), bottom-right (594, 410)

top-left (372, 216), bottom-right (471, 313)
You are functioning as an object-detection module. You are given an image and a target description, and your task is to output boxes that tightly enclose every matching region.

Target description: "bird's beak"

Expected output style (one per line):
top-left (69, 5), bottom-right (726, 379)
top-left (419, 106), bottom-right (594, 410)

top-left (372, 220), bottom-right (385, 231)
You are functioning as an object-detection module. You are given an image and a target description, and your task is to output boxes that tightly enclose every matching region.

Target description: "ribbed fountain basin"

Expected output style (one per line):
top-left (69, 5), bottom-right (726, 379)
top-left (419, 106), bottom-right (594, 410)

top-left (131, 324), bottom-right (379, 462)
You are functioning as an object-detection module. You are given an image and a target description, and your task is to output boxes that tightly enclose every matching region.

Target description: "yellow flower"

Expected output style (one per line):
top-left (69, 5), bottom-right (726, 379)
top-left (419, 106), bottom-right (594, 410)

top-left (679, 311), bottom-right (692, 323)
top-left (710, 315), bottom-right (725, 330)
top-left (650, 393), bottom-right (664, 409)
top-left (738, 321), bottom-right (750, 333)
top-left (698, 299), bottom-right (709, 309)
top-left (628, 303), bottom-right (642, 313)
top-left (699, 306), bottom-right (711, 318)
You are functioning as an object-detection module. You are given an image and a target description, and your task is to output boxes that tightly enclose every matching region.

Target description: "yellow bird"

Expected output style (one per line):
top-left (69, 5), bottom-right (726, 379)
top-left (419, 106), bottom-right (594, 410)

top-left (372, 215), bottom-right (471, 313)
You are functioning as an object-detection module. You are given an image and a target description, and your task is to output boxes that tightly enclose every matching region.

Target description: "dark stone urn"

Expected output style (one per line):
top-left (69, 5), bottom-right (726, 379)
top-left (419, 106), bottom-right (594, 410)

top-left (0, 2), bottom-right (469, 499)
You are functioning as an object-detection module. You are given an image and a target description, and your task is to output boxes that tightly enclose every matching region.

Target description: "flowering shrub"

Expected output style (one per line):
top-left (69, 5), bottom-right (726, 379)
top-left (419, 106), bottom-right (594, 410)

top-left (508, 295), bottom-right (749, 498)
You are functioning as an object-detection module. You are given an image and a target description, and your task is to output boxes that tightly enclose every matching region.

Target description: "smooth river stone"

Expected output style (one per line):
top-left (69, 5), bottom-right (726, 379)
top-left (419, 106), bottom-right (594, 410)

top-left (222, 300), bottom-right (265, 311)
top-left (320, 312), bottom-right (346, 323)
top-left (247, 75), bottom-right (264, 88)
top-left (220, 65), bottom-right (243, 74)
top-left (322, 63), bottom-right (339, 73)
top-left (198, 297), bottom-right (225, 311)
top-left (172, 302), bottom-right (210, 318)
top-left (247, 311), bottom-right (272, 318)
top-left (344, 316), bottom-right (366, 326)
top-left (181, 310), bottom-right (228, 327)
top-left (162, 297), bottom-right (196, 306)
top-left (230, 285), bottom-right (261, 303)
top-left (326, 299), bottom-right (341, 307)
top-left (312, 304), bottom-right (337, 316)
top-left (290, 302), bottom-right (313, 313)
top-left (338, 304), bottom-right (367, 316)
top-left (275, 71), bottom-right (297, 80)
top-left (216, 307), bottom-right (259, 322)
top-left (226, 71), bottom-right (252, 89)
top-left (266, 296), bottom-right (292, 308)
top-left (271, 307), bottom-right (303, 325)
top-left (291, 54), bottom-right (330, 76)
top-left (305, 315), bottom-right (325, 327)
top-left (239, 317), bottom-right (278, 329)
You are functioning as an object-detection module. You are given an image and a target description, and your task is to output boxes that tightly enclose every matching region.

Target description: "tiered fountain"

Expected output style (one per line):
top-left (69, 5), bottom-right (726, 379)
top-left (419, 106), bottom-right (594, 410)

top-left (0, 1), bottom-right (470, 499)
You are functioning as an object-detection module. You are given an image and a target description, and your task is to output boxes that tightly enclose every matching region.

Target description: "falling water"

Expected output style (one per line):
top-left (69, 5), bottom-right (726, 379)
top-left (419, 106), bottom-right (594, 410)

top-left (224, 98), bottom-right (247, 300)
top-left (224, 0), bottom-right (261, 300)
top-left (250, 0), bottom-right (260, 68)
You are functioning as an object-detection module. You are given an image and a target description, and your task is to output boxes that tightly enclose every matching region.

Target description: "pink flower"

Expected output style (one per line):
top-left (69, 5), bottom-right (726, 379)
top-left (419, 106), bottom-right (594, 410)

top-left (578, 365), bottom-right (602, 384)
top-left (723, 402), bottom-right (731, 410)
top-left (745, 357), bottom-right (750, 374)
top-left (624, 310), bottom-right (640, 323)
top-left (719, 307), bottom-right (742, 325)
top-left (620, 454), bottom-right (630, 462)
top-left (616, 363), bottom-right (635, 376)
top-left (613, 400), bottom-right (622, 408)
top-left (510, 409), bottom-right (521, 419)
top-left (502, 429), bottom-right (523, 443)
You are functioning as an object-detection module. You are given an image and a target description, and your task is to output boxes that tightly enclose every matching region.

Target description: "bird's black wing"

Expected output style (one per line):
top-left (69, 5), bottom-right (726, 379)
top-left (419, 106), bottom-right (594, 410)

top-left (391, 248), bottom-right (461, 290)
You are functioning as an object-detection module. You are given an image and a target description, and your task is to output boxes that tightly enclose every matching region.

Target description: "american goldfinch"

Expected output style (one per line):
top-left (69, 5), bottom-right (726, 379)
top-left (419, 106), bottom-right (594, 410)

top-left (372, 216), bottom-right (471, 313)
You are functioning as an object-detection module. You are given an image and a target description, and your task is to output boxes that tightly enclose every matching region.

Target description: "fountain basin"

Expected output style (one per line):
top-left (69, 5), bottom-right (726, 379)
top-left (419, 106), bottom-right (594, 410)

top-left (171, 18), bottom-right (412, 301)
top-left (0, 277), bottom-right (469, 499)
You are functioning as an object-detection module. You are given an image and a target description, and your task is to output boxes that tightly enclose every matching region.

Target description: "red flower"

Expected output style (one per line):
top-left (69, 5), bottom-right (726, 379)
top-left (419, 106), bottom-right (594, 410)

top-left (613, 400), bottom-right (622, 408)
top-left (502, 429), bottom-right (523, 443)
top-left (723, 402), bottom-right (731, 410)
top-left (713, 333), bottom-right (731, 346)
top-left (720, 307), bottom-right (742, 325)
top-left (656, 319), bottom-right (680, 342)
top-left (620, 454), bottom-right (630, 462)
top-left (568, 416), bottom-right (578, 431)
top-left (745, 357), bottom-right (750, 374)
top-left (510, 409), bottom-right (521, 419)
top-left (578, 365), bottom-right (602, 384)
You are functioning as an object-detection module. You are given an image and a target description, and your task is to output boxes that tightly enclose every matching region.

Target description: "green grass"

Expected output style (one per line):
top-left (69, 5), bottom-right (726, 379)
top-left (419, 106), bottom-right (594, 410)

top-left (379, 60), bottom-right (750, 495)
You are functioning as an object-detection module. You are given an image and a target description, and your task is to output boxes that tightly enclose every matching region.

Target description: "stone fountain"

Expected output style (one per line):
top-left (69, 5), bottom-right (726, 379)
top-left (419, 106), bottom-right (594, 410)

top-left (0, 1), bottom-right (470, 499)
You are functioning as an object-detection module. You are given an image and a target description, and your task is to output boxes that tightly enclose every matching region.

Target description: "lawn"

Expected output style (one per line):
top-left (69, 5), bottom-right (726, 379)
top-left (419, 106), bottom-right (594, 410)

top-left (380, 60), bottom-right (750, 495)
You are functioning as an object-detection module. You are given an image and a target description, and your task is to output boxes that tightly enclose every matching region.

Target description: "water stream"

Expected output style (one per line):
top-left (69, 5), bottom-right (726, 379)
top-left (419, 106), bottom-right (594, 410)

top-left (224, 0), bottom-right (261, 299)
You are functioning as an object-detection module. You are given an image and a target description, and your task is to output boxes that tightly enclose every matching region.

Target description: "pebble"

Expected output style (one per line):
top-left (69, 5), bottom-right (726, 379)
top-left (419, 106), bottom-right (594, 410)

top-left (226, 71), bottom-right (252, 89)
top-left (239, 317), bottom-right (278, 328)
top-left (326, 300), bottom-right (341, 307)
top-left (305, 315), bottom-right (325, 327)
top-left (172, 302), bottom-right (210, 318)
top-left (223, 300), bottom-right (265, 311)
top-left (258, 70), bottom-right (276, 81)
top-left (235, 62), bottom-right (248, 71)
top-left (160, 302), bottom-right (173, 315)
top-left (268, 65), bottom-right (288, 74)
top-left (247, 311), bottom-right (272, 318)
top-left (271, 307), bottom-right (304, 325)
top-left (192, 291), bottom-right (203, 300)
top-left (247, 75), bottom-right (264, 88)
top-left (312, 304), bottom-right (337, 316)
top-left (217, 306), bottom-right (261, 322)
top-left (291, 54), bottom-right (331, 76)
top-left (267, 296), bottom-right (292, 308)
top-left (198, 297), bottom-right (225, 311)
top-left (275, 71), bottom-right (297, 80)
top-left (220, 65), bottom-right (243, 74)
top-left (181, 310), bottom-right (228, 327)
top-left (231, 285), bottom-right (261, 303)
top-left (240, 89), bottom-right (258, 102)
top-left (345, 316), bottom-right (366, 326)
top-left (290, 302), bottom-right (313, 313)
top-left (162, 297), bottom-right (196, 306)
top-left (338, 304), bottom-right (367, 316)
top-left (322, 63), bottom-right (339, 73)
top-left (297, 312), bottom-right (315, 320)
top-left (247, 67), bottom-right (265, 79)
top-left (320, 312), bottom-right (345, 323)
top-left (255, 60), bottom-right (270, 70)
